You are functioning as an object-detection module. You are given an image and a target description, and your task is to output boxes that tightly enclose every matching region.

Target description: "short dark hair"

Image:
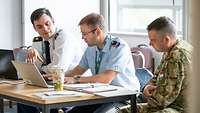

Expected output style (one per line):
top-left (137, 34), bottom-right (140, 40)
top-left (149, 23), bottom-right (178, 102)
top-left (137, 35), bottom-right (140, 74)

top-left (30, 8), bottom-right (53, 26)
top-left (147, 16), bottom-right (177, 37)
top-left (78, 13), bottom-right (105, 30)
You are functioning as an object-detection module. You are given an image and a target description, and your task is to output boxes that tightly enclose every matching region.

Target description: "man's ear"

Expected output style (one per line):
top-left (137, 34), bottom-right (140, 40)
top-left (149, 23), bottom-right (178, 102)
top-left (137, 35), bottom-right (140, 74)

top-left (96, 27), bottom-right (101, 35)
top-left (164, 35), bottom-right (171, 46)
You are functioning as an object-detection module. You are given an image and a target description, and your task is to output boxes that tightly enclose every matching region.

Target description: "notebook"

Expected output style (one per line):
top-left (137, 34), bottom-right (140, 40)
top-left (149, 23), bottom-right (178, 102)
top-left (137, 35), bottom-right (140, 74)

top-left (11, 61), bottom-right (53, 88)
top-left (0, 49), bottom-right (21, 80)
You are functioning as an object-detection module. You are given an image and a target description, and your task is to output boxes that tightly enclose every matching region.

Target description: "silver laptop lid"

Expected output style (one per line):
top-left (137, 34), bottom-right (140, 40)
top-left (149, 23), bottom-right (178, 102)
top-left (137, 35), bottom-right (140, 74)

top-left (11, 61), bottom-right (50, 88)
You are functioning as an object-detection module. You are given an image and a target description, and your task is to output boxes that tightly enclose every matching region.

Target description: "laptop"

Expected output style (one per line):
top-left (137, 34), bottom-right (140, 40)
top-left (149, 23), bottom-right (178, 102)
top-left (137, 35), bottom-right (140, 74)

top-left (0, 49), bottom-right (21, 80)
top-left (11, 61), bottom-right (53, 88)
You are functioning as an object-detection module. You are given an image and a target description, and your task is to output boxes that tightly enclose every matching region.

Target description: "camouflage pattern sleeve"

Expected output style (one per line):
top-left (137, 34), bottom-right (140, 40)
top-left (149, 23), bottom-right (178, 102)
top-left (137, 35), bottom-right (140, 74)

top-left (147, 57), bottom-right (185, 109)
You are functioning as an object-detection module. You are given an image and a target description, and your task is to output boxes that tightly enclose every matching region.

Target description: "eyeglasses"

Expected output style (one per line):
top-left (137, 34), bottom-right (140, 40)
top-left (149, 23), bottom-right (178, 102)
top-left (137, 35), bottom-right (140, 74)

top-left (81, 28), bottom-right (97, 37)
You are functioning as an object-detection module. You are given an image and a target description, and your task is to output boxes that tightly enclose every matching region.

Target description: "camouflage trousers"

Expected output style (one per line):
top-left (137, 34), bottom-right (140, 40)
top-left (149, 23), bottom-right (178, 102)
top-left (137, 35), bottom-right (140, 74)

top-left (119, 103), bottom-right (180, 113)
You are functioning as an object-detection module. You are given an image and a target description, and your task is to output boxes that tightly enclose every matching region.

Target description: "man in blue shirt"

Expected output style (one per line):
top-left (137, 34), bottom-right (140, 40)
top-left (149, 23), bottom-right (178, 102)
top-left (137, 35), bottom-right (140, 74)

top-left (64, 13), bottom-right (140, 113)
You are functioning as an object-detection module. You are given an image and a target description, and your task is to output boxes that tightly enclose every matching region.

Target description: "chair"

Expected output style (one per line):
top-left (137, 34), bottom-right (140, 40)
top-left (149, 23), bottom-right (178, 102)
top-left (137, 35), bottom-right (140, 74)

top-left (132, 50), bottom-right (145, 69)
top-left (131, 46), bottom-right (154, 100)
top-left (131, 45), bottom-right (154, 98)
top-left (131, 44), bottom-right (155, 73)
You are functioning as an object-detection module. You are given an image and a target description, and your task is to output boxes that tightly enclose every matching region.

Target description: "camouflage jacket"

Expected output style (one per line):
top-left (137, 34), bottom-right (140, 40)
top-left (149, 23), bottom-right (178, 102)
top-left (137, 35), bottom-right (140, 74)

top-left (146, 39), bottom-right (192, 112)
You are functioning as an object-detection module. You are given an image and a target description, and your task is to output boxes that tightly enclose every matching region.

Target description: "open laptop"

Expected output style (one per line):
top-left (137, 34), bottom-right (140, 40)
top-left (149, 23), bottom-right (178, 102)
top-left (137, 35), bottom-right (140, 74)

top-left (0, 49), bottom-right (21, 80)
top-left (11, 61), bottom-right (53, 88)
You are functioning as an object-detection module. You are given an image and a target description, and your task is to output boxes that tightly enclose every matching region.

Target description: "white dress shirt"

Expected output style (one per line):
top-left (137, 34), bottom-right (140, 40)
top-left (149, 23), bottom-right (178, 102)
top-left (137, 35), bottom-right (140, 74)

top-left (32, 29), bottom-right (84, 72)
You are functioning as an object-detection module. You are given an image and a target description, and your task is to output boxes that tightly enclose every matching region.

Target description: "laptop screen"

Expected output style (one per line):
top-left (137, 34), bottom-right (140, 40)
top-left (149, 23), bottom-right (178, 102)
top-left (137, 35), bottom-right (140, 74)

top-left (0, 49), bottom-right (19, 79)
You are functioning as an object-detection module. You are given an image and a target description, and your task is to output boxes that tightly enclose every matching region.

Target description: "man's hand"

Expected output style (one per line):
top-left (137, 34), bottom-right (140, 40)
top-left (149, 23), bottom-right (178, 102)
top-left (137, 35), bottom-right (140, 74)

top-left (64, 77), bottom-right (76, 84)
top-left (27, 48), bottom-right (44, 63)
top-left (42, 74), bottom-right (53, 81)
top-left (143, 84), bottom-right (157, 97)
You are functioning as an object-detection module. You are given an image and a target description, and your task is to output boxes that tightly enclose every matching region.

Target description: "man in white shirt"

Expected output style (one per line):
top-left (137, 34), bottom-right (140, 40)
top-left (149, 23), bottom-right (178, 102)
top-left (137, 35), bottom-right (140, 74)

top-left (17, 8), bottom-right (83, 113)
top-left (27, 8), bottom-right (83, 73)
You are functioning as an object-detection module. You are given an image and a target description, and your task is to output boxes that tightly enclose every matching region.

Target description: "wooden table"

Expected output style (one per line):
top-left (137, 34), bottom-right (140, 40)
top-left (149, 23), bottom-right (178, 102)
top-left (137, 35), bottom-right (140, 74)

top-left (0, 83), bottom-right (137, 113)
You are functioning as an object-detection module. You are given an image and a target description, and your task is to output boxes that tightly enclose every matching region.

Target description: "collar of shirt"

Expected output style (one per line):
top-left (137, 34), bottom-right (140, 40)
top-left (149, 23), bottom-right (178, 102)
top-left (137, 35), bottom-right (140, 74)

top-left (95, 35), bottom-right (112, 53)
top-left (43, 28), bottom-right (61, 50)
top-left (163, 39), bottom-right (179, 60)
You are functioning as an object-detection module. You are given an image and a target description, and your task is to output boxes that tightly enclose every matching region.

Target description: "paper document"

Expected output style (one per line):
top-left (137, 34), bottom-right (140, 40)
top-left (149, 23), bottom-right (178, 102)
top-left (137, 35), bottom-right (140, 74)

top-left (64, 83), bottom-right (108, 90)
top-left (64, 83), bottom-right (138, 97)
top-left (82, 85), bottom-right (118, 93)
top-left (65, 83), bottom-right (123, 94)
top-left (94, 88), bottom-right (138, 97)
top-left (33, 90), bottom-right (91, 99)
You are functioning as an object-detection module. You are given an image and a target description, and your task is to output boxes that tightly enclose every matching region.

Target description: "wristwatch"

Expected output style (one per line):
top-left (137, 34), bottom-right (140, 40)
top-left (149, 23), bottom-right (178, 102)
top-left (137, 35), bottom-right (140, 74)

top-left (73, 75), bottom-right (81, 83)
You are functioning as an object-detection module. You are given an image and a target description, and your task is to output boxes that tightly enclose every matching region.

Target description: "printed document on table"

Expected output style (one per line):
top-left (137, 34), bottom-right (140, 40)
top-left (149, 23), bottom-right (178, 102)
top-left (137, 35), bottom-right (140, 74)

top-left (33, 90), bottom-right (91, 99)
top-left (64, 83), bottom-right (109, 90)
top-left (64, 83), bottom-right (139, 97)
top-left (94, 88), bottom-right (138, 97)
top-left (82, 85), bottom-right (119, 93)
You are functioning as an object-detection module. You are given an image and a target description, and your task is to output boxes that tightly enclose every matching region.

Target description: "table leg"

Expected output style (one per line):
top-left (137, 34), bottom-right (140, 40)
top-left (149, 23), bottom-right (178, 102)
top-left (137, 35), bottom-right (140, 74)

top-left (130, 94), bottom-right (137, 113)
top-left (9, 101), bottom-right (12, 108)
top-left (41, 105), bottom-right (50, 113)
top-left (0, 98), bottom-right (4, 113)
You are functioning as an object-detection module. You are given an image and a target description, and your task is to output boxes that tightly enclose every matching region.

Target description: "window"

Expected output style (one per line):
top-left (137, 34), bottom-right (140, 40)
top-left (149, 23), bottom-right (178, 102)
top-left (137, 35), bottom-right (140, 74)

top-left (109, 0), bottom-right (183, 35)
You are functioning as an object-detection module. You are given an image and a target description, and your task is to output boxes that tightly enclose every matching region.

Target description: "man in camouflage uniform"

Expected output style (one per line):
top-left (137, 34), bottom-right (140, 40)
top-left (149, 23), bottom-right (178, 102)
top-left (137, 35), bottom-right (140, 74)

top-left (138, 16), bottom-right (192, 113)
top-left (121, 16), bottom-right (192, 113)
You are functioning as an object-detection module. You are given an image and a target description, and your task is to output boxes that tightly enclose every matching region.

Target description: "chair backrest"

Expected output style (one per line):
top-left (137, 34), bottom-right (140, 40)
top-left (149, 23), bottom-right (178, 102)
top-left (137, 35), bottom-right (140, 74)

top-left (135, 68), bottom-right (153, 91)
top-left (132, 50), bottom-right (145, 68)
top-left (131, 44), bottom-right (155, 73)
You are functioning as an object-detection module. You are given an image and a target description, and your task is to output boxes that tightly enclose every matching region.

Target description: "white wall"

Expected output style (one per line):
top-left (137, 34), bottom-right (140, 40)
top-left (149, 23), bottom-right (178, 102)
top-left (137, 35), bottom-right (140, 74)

top-left (23, 0), bottom-right (100, 46)
top-left (0, 0), bottom-right (22, 49)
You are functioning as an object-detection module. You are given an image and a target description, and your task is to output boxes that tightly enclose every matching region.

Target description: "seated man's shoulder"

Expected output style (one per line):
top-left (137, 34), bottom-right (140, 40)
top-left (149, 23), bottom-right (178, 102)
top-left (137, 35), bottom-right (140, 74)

top-left (33, 36), bottom-right (42, 42)
top-left (169, 48), bottom-right (191, 65)
top-left (177, 40), bottom-right (193, 54)
top-left (169, 40), bottom-right (191, 59)
top-left (109, 36), bottom-right (129, 49)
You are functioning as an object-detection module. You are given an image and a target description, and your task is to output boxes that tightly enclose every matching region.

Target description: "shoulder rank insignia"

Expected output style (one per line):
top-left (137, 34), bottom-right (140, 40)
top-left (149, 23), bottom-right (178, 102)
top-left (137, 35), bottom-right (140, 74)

top-left (54, 29), bottom-right (62, 40)
top-left (110, 40), bottom-right (120, 48)
top-left (32, 36), bottom-right (42, 42)
top-left (54, 32), bottom-right (59, 40)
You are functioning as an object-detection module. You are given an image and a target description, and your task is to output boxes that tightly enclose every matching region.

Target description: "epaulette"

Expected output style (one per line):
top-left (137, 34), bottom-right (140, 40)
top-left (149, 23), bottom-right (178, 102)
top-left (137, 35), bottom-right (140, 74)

top-left (54, 32), bottom-right (59, 40)
top-left (110, 40), bottom-right (120, 48)
top-left (33, 36), bottom-right (42, 42)
top-left (54, 29), bottom-right (62, 40)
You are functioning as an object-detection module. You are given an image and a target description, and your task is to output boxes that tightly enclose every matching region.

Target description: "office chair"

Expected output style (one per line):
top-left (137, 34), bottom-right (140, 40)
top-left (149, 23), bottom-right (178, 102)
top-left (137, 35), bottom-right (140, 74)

top-left (132, 50), bottom-right (145, 69)
top-left (131, 44), bottom-right (155, 73)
